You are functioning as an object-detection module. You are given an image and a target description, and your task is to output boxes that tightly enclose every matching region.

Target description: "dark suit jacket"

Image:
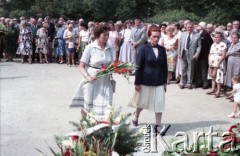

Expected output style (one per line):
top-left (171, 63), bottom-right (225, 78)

top-left (199, 30), bottom-right (213, 60)
top-left (47, 22), bottom-right (55, 41)
top-left (135, 43), bottom-right (168, 86)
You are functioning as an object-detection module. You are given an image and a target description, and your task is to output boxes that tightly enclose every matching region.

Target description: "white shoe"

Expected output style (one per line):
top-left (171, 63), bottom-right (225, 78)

top-left (228, 112), bottom-right (236, 118)
top-left (236, 112), bottom-right (240, 117)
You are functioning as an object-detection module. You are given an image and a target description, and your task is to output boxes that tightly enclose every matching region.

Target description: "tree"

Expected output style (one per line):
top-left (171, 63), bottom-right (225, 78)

top-left (115, 0), bottom-right (137, 21)
top-left (116, 0), bottom-right (156, 21)
top-left (1, 0), bottom-right (239, 25)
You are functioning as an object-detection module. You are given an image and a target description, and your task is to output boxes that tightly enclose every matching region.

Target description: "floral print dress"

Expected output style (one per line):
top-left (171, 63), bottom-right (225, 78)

top-left (56, 27), bottom-right (66, 56)
top-left (35, 28), bottom-right (48, 54)
top-left (16, 27), bottom-right (32, 55)
top-left (208, 41), bottom-right (227, 84)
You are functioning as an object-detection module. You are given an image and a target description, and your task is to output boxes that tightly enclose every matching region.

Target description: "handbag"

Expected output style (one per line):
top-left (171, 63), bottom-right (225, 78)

top-left (118, 30), bottom-right (125, 47)
top-left (127, 91), bottom-right (141, 108)
top-left (111, 79), bottom-right (116, 93)
top-left (208, 67), bottom-right (217, 78)
top-left (110, 75), bottom-right (116, 93)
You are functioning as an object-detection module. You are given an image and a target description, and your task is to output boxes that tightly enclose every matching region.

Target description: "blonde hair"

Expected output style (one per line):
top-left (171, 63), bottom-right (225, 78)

top-left (166, 25), bottom-right (175, 33)
top-left (43, 22), bottom-right (49, 29)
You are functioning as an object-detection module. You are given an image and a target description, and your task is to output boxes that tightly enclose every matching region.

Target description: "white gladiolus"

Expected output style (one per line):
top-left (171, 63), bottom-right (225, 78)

top-left (61, 140), bottom-right (73, 148)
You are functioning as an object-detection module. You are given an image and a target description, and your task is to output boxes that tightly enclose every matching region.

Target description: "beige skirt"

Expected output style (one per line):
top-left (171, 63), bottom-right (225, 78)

top-left (128, 85), bottom-right (165, 113)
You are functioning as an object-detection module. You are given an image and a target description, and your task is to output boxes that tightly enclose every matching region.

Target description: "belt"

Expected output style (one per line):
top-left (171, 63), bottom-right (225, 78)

top-left (88, 65), bottom-right (101, 69)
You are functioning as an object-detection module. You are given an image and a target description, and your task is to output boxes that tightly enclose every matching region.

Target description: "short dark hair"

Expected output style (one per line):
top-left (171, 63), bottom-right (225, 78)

top-left (174, 23), bottom-right (181, 30)
top-left (148, 25), bottom-right (161, 37)
top-left (108, 21), bottom-right (115, 29)
top-left (159, 23), bottom-right (167, 28)
top-left (214, 31), bottom-right (224, 38)
top-left (124, 20), bottom-right (131, 29)
top-left (80, 22), bottom-right (88, 29)
top-left (93, 24), bottom-right (110, 38)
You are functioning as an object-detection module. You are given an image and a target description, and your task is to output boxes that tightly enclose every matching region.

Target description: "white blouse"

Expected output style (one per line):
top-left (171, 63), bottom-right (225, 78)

top-left (152, 48), bottom-right (158, 58)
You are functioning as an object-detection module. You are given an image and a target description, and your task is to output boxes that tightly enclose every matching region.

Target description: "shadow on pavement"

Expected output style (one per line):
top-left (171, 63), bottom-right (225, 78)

top-left (0, 76), bottom-right (28, 80)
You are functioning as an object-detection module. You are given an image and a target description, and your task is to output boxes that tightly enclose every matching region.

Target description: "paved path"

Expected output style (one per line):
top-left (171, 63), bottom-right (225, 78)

top-left (0, 60), bottom-right (238, 156)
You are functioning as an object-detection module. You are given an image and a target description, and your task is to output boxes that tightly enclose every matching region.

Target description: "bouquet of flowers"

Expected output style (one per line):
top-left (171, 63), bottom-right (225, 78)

top-left (85, 60), bottom-right (136, 83)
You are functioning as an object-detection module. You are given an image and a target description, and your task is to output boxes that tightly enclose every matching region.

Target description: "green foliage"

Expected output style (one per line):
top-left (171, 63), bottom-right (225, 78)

top-left (114, 123), bottom-right (142, 155)
top-left (147, 9), bottom-right (199, 24)
top-left (203, 7), bottom-right (232, 25)
top-left (0, 8), bottom-right (8, 17)
top-left (2, 0), bottom-right (240, 29)
top-left (115, 0), bottom-right (137, 21)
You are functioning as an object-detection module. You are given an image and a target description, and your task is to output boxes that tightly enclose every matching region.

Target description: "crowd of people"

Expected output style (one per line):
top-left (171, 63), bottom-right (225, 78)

top-left (0, 16), bottom-right (240, 127)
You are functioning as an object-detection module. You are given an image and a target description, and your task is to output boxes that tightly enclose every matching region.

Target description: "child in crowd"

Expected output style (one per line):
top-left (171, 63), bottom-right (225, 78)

top-left (67, 36), bottom-right (75, 66)
top-left (227, 75), bottom-right (240, 118)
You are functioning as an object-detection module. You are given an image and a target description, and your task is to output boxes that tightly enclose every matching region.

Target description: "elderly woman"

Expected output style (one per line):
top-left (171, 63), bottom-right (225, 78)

top-left (63, 24), bottom-right (77, 66)
top-left (225, 32), bottom-right (240, 88)
top-left (160, 25), bottom-right (178, 84)
top-left (16, 20), bottom-right (32, 64)
top-left (36, 22), bottom-right (49, 63)
top-left (55, 22), bottom-right (66, 64)
top-left (70, 24), bottom-right (113, 116)
top-left (131, 25), bottom-right (168, 134)
top-left (207, 32), bottom-right (227, 98)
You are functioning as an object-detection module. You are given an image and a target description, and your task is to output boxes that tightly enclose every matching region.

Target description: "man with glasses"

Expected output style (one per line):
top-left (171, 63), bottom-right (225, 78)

top-left (225, 22), bottom-right (232, 37)
top-left (232, 20), bottom-right (239, 31)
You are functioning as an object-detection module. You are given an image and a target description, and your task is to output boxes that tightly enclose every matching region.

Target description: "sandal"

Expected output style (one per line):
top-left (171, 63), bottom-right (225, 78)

top-left (206, 90), bottom-right (215, 95)
top-left (132, 112), bottom-right (138, 126)
top-left (226, 95), bottom-right (233, 99)
top-left (214, 92), bottom-right (220, 98)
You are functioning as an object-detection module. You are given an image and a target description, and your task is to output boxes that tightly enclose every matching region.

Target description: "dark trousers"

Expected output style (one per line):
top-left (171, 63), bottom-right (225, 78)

top-left (196, 60), bottom-right (208, 85)
top-left (0, 37), bottom-right (4, 58)
top-left (31, 41), bottom-right (38, 63)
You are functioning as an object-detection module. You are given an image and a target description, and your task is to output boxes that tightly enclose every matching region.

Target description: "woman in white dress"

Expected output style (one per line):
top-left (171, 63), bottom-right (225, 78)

top-left (118, 20), bottom-right (134, 63)
top-left (70, 25), bottom-right (113, 116)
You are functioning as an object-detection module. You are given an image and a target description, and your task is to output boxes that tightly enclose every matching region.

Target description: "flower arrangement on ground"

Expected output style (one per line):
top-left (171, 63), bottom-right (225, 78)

top-left (37, 107), bottom-right (142, 156)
